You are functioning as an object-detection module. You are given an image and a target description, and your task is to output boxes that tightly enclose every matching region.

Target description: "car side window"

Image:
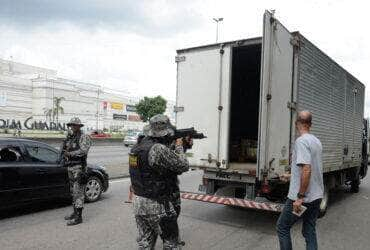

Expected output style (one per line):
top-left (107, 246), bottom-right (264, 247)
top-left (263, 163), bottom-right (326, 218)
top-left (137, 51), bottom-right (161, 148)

top-left (0, 146), bottom-right (22, 163)
top-left (26, 145), bottom-right (59, 163)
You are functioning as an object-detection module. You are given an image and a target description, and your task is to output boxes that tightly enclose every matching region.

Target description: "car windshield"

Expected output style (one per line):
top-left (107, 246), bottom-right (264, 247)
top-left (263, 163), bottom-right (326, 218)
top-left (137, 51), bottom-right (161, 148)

top-left (127, 131), bottom-right (140, 137)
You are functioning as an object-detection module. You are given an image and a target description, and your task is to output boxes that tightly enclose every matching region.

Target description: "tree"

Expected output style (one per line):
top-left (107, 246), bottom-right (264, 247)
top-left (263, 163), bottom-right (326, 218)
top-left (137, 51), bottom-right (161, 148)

top-left (43, 108), bottom-right (53, 122)
top-left (44, 97), bottom-right (65, 123)
top-left (53, 97), bottom-right (65, 124)
top-left (135, 96), bottom-right (167, 122)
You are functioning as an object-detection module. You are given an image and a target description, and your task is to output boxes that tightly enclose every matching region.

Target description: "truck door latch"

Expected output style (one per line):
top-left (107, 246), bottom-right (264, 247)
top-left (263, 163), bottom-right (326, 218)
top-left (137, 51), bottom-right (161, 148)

top-left (174, 106), bottom-right (185, 113)
top-left (175, 56), bottom-right (186, 63)
top-left (287, 101), bottom-right (297, 110)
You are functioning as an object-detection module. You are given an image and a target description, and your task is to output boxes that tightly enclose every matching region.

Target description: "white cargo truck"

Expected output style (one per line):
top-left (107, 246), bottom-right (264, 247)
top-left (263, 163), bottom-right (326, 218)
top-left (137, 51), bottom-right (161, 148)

top-left (176, 11), bottom-right (368, 216)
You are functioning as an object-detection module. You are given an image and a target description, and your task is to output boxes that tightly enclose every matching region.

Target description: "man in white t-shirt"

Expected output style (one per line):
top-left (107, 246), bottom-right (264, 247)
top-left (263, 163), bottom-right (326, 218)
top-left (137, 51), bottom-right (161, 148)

top-left (277, 111), bottom-right (324, 250)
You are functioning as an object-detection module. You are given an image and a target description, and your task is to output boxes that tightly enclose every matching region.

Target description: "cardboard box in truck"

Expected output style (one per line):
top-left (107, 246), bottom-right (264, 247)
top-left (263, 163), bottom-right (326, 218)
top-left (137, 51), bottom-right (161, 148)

top-left (176, 11), bottom-right (368, 216)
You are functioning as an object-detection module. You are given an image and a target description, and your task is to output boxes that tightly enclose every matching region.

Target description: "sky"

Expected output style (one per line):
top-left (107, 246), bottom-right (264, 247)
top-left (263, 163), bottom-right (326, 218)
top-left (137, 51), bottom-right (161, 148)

top-left (0, 0), bottom-right (369, 115)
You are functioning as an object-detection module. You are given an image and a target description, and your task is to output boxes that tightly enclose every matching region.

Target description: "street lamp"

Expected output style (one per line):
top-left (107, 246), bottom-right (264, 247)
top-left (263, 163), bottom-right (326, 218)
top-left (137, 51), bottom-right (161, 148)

top-left (213, 17), bottom-right (224, 43)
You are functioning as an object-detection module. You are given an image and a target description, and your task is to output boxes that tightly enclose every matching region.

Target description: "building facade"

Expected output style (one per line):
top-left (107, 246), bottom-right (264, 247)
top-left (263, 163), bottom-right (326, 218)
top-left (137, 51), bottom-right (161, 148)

top-left (0, 59), bottom-right (175, 132)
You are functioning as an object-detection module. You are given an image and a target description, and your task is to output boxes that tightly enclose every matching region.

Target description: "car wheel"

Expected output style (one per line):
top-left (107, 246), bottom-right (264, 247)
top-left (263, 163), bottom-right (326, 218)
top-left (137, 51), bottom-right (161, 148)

top-left (318, 183), bottom-right (329, 218)
top-left (85, 176), bottom-right (103, 203)
top-left (124, 144), bottom-right (129, 147)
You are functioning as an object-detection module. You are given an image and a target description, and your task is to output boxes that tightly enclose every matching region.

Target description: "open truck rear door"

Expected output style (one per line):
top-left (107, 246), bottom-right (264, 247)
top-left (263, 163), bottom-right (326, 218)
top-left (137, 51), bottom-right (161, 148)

top-left (258, 11), bottom-right (295, 180)
top-left (181, 11), bottom-right (293, 213)
top-left (176, 46), bottom-right (230, 169)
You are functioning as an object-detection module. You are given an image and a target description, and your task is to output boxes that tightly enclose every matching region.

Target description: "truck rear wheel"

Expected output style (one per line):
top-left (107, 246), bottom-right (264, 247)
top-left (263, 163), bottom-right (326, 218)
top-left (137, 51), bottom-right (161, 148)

top-left (350, 178), bottom-right (360, 193)
top-left (318, 184), bottom-right (329, 218)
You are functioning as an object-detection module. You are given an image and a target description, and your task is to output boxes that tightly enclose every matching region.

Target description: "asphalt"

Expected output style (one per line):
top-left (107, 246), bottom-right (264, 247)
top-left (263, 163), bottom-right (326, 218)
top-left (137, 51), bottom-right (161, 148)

top-left (50, 143), bottom-right (130, 179)
top-left (87, 145), bottom-right (130, 179)
top-left (1, 170), bottom-right (370, 250)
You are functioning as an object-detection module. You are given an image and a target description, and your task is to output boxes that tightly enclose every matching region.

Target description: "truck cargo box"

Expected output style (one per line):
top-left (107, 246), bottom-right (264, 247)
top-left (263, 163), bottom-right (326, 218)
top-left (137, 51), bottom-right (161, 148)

top-left (176, 11), bottom-right (365, 184)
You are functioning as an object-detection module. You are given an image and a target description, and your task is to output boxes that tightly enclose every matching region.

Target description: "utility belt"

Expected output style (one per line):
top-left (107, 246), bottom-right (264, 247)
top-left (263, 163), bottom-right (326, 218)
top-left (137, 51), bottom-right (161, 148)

top-left (63, 154), bottom-right (87, 167)
top-left (65, 160), bottom-right (86, 168)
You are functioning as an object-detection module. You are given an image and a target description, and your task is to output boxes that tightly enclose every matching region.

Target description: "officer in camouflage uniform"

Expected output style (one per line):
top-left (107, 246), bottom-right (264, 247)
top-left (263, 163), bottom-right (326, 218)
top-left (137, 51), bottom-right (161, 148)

top-left (62, 117), bottom-right (92, 226)
top-left (158, 177), bottom-right (183, 247)
top-left (129, 114), bottom-right (189, 249)
top-left (159, 140), bottom-right (191, 247)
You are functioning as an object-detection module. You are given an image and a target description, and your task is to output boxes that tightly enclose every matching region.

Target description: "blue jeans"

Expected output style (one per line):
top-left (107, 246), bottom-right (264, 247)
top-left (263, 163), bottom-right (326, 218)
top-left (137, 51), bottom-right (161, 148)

top-left (276, 198), bottom-right (321, 250)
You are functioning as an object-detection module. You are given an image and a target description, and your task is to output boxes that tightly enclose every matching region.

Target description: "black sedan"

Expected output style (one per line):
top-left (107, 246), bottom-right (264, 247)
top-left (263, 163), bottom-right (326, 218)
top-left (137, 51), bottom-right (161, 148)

top-left (0, 138), bottom-right (109, 209)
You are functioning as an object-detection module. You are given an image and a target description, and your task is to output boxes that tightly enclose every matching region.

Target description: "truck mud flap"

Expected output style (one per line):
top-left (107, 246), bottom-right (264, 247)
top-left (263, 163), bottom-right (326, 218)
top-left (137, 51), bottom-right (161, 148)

top-left (181, 192), bottom-right (283, 212)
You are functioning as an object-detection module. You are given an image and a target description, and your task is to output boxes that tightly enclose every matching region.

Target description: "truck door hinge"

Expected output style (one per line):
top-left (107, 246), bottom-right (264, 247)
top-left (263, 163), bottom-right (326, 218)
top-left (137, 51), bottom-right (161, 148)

top-left (266, 94), bottom-right (272, 101)
top-left (175, 56), bottom-right (186, 63)
top-left (290, 35), bottom-right (303, 50)
top-left (218, 106), bottom-right (223, 111)
top-left (174, 106), bottom-right (184, 113)
top-left (287, 101), bottom-right (297, 110)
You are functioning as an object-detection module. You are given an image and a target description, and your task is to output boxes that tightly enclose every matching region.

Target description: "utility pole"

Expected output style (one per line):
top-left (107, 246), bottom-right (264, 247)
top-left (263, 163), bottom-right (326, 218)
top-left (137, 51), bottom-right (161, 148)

top-left (96, 88), bottom-right (100, 130)
top-left (213, 17), bottom-right (224, 42)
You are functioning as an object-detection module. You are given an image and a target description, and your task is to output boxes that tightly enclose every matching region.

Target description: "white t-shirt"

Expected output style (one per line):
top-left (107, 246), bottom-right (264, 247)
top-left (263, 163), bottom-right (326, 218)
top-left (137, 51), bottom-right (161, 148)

top-left (288, 133), bottom-right (324, 203)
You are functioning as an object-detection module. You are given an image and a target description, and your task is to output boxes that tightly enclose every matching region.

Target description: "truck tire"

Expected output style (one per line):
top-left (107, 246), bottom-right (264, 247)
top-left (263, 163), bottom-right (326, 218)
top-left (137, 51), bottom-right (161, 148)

top-left (350, 178), bottom-right (360, 193)
top-left (318, 184), bottom-right (329, 218)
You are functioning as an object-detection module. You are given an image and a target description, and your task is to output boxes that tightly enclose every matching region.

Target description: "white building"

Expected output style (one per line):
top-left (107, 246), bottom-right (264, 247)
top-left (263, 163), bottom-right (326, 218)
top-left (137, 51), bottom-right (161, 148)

top-left (0, 59), bottom-right (175, 132)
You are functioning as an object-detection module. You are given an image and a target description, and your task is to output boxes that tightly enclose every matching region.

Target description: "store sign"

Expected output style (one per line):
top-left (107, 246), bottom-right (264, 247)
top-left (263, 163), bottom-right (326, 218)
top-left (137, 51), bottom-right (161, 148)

top-left (111, 102), bottom-right (124, 110)
top-left (0, 117), bottom-right (66, 130)
top-left (0, 91), bottom-right (7, 107)
top-left (126, 105), bottom-right (137, 112)
top-left (113, 114), bottom-right (127, 120)
top-left (128, 115), bottom-right (141, 122)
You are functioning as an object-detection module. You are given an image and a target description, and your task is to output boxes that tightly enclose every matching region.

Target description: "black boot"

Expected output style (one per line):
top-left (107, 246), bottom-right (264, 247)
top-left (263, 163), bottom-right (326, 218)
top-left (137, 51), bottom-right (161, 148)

top-left (67, 208), bottom-right (83, 226)
top-left (64, 207), bottom-right (77, 220)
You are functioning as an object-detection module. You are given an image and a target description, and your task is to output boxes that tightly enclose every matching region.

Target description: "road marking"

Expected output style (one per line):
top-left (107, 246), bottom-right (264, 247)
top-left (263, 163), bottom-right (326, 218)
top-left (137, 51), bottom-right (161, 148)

top-left (110, 178), bottom-right (130, 184)
top-left (109, 169), bottom-right (202, 185)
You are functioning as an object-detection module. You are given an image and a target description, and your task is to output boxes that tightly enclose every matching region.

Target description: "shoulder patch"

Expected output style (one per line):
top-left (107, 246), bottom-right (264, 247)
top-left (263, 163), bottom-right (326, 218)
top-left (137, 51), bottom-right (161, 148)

top-left (129, 153), bottom-right (139, 168)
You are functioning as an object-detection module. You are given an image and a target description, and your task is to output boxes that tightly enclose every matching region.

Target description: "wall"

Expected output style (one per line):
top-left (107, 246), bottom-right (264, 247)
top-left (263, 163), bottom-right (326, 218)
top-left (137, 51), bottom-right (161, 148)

top-left (0, 59), bottom-right (175, 132)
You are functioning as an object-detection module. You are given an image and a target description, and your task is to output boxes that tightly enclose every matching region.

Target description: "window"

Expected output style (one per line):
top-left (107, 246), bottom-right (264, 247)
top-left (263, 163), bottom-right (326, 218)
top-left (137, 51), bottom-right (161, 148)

top-left (127, 131), bottom-right (141, 137)
top-left (0, 146), bottom-right (22, 163)
top-left (26, 146), bottom-right (59, 163)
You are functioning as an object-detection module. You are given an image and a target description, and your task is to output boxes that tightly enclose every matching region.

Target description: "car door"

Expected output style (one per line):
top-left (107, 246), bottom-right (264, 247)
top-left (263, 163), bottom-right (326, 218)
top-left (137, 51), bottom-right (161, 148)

top-left (0, 141), bottom-right (30, 207)
top-left (22, 142), bottom-right (69, 199)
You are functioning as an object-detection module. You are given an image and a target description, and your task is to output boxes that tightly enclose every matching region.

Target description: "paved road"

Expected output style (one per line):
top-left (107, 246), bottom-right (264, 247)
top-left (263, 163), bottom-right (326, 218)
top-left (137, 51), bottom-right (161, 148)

top-left (1, 170), bottom-right (370, 250)
top-left (88, 145), bottom-right (129, 166)
top-left (87, 146), bottom-right (130, 178)
top-left (51, 143), bottom-right (130, 178)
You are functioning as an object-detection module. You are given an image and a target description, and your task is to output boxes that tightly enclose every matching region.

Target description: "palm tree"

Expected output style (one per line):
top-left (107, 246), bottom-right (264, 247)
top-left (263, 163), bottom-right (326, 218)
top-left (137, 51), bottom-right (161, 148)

top-left (43, 108), bottom-right (53, 122)
top-left (53, 97), bottom-right (65, 124)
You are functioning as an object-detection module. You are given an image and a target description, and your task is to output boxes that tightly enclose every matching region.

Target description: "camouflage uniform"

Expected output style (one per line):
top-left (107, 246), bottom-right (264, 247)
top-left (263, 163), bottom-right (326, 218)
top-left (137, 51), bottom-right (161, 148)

top-left (159, 176), bottom-right (182, 246)
top-left (159, 142), bottom-right (184, 246)
top-left (130, 115), bottom-right (189, 250)
top-left (65, 132), bottom-right (91, 208)
top-left (62, 117), bottom-right (92, 226)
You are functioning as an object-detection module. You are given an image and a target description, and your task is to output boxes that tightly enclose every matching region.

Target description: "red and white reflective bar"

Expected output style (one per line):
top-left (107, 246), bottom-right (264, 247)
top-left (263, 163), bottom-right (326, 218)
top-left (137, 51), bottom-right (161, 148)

top-left (181, 192), bottom-right (283, 212)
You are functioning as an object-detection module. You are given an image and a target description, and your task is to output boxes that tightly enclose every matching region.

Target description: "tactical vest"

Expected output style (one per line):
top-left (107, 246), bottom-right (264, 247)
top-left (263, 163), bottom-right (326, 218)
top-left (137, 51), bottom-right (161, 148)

top-left (129, 137), bottom-right (172, 202)
top-left (66, 133), bottom-right (87, 166)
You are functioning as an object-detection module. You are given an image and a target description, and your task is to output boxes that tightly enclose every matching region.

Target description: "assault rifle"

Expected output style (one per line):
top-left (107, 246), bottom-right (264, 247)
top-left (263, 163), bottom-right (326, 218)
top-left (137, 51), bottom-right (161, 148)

top-left (172, 127), bottom-right (206, 150)
top-left (60, 132), bottom-right (81, 167)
